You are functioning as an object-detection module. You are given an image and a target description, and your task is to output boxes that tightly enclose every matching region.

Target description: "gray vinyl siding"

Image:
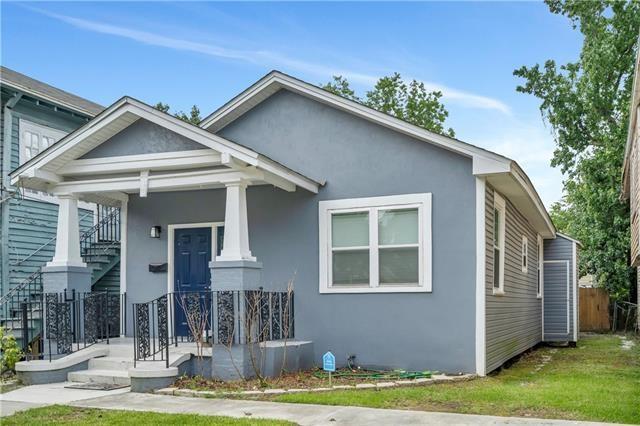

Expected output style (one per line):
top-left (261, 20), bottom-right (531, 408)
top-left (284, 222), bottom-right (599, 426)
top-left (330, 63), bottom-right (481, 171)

top-left (485, 184), bottom-right (542, 373)
top-left (543, 235), bottom-right (576, 341)
top-left (1, 101), bottom-right (93, 296)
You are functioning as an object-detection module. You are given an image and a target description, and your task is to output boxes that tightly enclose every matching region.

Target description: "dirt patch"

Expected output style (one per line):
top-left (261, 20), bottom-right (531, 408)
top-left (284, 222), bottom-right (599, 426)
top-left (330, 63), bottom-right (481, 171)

top-left (174, 368), bottom-right (433, 392)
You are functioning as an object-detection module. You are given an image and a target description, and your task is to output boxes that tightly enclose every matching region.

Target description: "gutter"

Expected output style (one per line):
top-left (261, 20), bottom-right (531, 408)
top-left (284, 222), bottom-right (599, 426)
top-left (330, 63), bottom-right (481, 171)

top-left (1, 92), bottom-right (22, 298)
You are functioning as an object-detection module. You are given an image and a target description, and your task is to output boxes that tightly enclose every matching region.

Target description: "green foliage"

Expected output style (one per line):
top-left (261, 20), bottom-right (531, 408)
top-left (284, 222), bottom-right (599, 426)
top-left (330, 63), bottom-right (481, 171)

top-left (154, 102), bottom-right (202, 125)
top-left (514, 0), bottom-right (640, 300)
top-left (0, 327), bottom-right (23, 372)
top-left (322, 73), bottom-right (455, 137)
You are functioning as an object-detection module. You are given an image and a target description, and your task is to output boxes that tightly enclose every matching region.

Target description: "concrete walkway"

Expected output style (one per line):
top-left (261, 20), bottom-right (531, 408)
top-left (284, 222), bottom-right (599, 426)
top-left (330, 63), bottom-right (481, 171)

top-left (69, 392), bottom-right (616, 426)
top-left (0, 381), bottom-right (129, 417)
top-left (0, 384), bottom-right (620, 425)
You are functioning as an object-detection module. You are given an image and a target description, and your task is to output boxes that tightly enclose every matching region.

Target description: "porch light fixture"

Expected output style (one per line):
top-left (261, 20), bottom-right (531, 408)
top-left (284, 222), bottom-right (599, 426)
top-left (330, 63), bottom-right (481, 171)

top-left (150, 226), bottom-right (161, 239)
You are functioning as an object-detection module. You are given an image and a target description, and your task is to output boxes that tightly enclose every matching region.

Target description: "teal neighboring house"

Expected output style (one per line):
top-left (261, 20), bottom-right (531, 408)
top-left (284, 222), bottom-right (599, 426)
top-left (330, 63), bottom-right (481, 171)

top-left (0, 67), bottom-right (120, 346)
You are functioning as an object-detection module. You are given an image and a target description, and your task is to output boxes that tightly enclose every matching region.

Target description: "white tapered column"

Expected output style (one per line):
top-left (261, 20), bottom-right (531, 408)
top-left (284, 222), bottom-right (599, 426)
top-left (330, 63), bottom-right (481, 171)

top-left (47, 193), bottom-right (86, 268)
top-left (217, 181), bottom-right (255, 262)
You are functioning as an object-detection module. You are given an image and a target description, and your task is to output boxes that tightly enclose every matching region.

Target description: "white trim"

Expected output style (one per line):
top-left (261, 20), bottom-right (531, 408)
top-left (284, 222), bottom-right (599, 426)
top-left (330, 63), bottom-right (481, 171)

top-left (119, 200), bottom-right (128, 337)
top-left (572, 241), bottom-right (578, 341)
top-left (475, 177), bottom-right (486, 377)
top-left (492, 192), bottom-right (506, 295)
top-left (50, 168), bottom-right (257, 195)
top-left (318, 193), bottom-right (431, 294)
top-left (11, 97), bottom-right (319, 194)
top-left (521, 235), bottom-right (529, 274)
top-left (58, 149), bottom-right (223, 176)
top-left (556, 232), bottom-right (583, 248)
top-left (167, 222), bottom-right (223, 296)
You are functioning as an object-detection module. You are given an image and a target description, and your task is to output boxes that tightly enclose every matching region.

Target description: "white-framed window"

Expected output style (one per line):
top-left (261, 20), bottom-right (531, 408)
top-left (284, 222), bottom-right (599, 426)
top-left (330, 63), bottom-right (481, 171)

top-left (537, 235), bottom-right (543, 298)
top-left (493, 192), bottom-right (506, 295)
top-left (319, 193), bottom-right (432, 293)
top-left (521, 235), bottom-right (528, 274)
top-left (19, 119), bottom-right (66, 165)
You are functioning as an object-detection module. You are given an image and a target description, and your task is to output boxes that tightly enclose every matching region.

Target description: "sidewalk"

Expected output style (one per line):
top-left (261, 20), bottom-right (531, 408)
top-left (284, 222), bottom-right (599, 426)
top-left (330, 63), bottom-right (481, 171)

top-left (69, 392), bottom-right (616, 426)
top-left (1, 384), bottom-right (619, 425)
top-left (0, 382), bottom-right (129, 417)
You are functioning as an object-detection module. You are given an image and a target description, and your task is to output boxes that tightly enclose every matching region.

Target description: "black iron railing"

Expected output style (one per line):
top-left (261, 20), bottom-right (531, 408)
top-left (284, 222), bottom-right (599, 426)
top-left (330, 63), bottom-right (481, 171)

top-left (80, 206), bottom-right (120, 262)
top-left (133, 290), bottom-right (294, 368)
top-left (45, 290), bottom-right (123, 361)
top-left (0, 271), bottom-right (44, 357)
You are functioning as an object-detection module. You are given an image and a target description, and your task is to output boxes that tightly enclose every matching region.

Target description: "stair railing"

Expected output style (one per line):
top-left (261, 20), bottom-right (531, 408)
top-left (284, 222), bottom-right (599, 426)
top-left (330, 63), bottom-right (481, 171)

top-left (80, 206), bottom-right (120, 262)
top-left (0, 271), bottom-right (44, 356)
top-left (0, 208), bottom-right (115, 308)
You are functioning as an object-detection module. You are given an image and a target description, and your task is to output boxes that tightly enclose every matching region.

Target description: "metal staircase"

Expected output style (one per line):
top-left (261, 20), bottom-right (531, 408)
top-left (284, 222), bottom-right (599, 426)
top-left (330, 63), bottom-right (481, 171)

top-left (0, 206), bottom-right (121, 355)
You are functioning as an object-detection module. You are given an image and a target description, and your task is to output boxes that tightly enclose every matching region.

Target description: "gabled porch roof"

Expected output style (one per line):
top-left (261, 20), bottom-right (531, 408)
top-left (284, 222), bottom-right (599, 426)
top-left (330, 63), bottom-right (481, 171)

top-left (10, 96), bottom-right (320, 206)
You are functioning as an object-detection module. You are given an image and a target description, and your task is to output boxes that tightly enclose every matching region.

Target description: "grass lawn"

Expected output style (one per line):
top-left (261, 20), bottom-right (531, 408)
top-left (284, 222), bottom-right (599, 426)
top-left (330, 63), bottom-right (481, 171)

top-left (264, 334), bottom-right (640, 424)
top-left (2, 405), bottom-right (293, 425)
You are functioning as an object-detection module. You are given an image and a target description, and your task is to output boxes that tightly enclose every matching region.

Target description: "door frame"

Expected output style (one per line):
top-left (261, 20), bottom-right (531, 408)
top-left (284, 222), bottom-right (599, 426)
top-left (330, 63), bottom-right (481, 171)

top-left (166, 222), bottom-right (224, 295)
top-left (543, 259), bottom-right (570, 335)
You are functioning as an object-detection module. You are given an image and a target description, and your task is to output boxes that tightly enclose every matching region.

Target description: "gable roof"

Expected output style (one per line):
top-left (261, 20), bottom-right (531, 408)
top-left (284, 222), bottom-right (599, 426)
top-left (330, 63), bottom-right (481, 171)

top-left (200, 70), bottom-right (555, 238)
top-left (10, 96), bottom-right (320, 196)
top-left (0, 66), bottom-right (104, 117)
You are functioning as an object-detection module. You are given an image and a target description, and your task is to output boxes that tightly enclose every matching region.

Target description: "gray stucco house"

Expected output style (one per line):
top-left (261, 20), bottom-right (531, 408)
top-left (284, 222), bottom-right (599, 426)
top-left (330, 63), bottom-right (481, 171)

top-left (11, 71), bottom-right (579, 388)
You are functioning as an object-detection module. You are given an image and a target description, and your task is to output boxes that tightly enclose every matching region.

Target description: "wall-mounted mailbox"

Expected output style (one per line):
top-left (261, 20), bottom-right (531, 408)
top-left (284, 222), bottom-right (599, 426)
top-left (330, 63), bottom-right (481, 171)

top-left (149, 263), bottom-right (168, 273)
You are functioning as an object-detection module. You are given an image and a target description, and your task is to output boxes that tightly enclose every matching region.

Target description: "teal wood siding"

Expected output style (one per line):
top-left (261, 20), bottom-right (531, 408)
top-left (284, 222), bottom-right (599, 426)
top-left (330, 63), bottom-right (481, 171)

top-left (93, 263), bottom-right (120, 293)
top-left (485, 184), bottom-right (542, 373)
top-left (1, 102), bottom-right (96, 296)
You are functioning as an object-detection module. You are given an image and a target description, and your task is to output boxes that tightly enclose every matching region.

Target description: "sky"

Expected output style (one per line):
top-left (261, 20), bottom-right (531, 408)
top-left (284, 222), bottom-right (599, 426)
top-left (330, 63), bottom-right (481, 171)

top-left (1, 2), bottom-right (583, 207)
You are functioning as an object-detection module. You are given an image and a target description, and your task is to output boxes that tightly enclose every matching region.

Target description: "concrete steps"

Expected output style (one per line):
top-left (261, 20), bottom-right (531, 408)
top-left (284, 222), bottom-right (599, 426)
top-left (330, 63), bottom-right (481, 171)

top-left (68, 368), bottom-right (130, 386)
top-left (67, 355), bottom-right (132, 386)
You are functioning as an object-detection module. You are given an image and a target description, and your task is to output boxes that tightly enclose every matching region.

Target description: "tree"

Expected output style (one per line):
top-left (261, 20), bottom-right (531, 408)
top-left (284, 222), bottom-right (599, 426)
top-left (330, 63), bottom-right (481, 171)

top-left (322, 73), bottom-right (455, 137)
top-left (514, 0), bottom-right (640, 300)
top-left (154, 102), bottom-right (202, 125)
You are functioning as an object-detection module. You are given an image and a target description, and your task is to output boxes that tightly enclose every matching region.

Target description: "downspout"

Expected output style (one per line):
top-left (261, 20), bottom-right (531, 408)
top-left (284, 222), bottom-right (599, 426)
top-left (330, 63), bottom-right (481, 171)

top-left (1, 92), bottom-right (22, 298)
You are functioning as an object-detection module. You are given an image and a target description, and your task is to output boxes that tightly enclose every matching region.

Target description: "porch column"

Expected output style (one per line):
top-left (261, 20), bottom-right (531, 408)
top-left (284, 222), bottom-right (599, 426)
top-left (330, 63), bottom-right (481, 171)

top-left (42, 193), bottom-right (91, 295)
top-left (47, 194), bottom-right (86, 268)
top-left (217, 181), bottom-right (255, 262)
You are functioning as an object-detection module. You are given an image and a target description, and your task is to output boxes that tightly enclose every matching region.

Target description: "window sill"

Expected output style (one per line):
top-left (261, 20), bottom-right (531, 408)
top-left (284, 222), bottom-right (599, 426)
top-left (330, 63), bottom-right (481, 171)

top-left (536, 295), bottom-right (542, 299)
top-left (320, 285), bottom-right (431, 294)
top-left (492, 288), bottom-right (505, 296)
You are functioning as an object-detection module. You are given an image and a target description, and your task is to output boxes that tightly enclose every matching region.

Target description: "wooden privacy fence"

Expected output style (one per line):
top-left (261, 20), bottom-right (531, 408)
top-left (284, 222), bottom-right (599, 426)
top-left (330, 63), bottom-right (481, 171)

top-left (579, 287), bottom-right (610, 331)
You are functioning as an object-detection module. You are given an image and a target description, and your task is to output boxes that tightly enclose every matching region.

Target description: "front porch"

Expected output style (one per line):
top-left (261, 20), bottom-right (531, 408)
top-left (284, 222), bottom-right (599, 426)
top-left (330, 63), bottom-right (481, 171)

top-left (10, 97), bottom-right (320, 389)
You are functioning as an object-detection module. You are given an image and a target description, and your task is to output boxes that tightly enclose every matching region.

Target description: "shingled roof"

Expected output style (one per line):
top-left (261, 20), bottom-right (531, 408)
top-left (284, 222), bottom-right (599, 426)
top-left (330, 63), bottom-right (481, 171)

top-left (0, 66), bottom-right (104, 117)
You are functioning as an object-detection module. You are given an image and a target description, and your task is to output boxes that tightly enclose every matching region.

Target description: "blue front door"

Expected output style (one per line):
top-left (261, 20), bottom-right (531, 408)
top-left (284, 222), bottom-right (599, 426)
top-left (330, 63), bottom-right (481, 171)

top-left (174, 227), bottom-right (212, 336)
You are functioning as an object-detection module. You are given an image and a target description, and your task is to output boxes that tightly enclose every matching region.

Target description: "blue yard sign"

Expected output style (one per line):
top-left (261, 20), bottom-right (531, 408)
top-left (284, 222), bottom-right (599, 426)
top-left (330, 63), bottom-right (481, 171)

top-left (323, 351), bottom-right (336, 372)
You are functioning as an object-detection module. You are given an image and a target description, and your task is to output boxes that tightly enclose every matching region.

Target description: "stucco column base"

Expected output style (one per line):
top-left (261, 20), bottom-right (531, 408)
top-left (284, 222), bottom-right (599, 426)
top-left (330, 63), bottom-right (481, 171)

top-left (209, 260), bottom-right (263, 291)
top-left (41, 265), bottom-right (92, 295)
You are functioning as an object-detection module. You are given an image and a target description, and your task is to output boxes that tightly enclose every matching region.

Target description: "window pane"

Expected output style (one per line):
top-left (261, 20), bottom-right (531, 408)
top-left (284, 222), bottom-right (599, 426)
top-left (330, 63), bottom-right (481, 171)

top-left (378, 208), bottom-right (418, 245)
top-left (493, 209), bottom-right (500, 246)
top-left (31, 133), bottom-right (39, 150)
top-left (379, 247), bottom-right (419, 284)
top-left (493, 248), bottom-right (501, 288)
top-left (332, 249), bottom-right (369, 285)
top-left (331, 212), bottom-right (369, 248)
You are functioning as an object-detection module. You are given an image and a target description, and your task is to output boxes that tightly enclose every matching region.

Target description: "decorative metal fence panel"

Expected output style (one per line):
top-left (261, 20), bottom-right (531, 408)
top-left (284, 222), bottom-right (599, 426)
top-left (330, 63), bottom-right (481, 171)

top-left (44, 291), bottom-right (121, 361)
top-left (132, 290), bottom-right (295, 367)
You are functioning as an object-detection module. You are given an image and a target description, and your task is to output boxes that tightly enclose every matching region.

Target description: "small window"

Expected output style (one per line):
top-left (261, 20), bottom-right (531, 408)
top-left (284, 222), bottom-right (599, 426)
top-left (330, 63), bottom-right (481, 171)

top-left (493, 192), bottom-right (506, 294)
top-left (319, 193), bottom-right (431, 293)
top-left (537, 235), bottom-right (543, 298)
top-left (19, 119), bottom-right (66, 165)
top-left (521, 236), bottom-right (528, 274)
